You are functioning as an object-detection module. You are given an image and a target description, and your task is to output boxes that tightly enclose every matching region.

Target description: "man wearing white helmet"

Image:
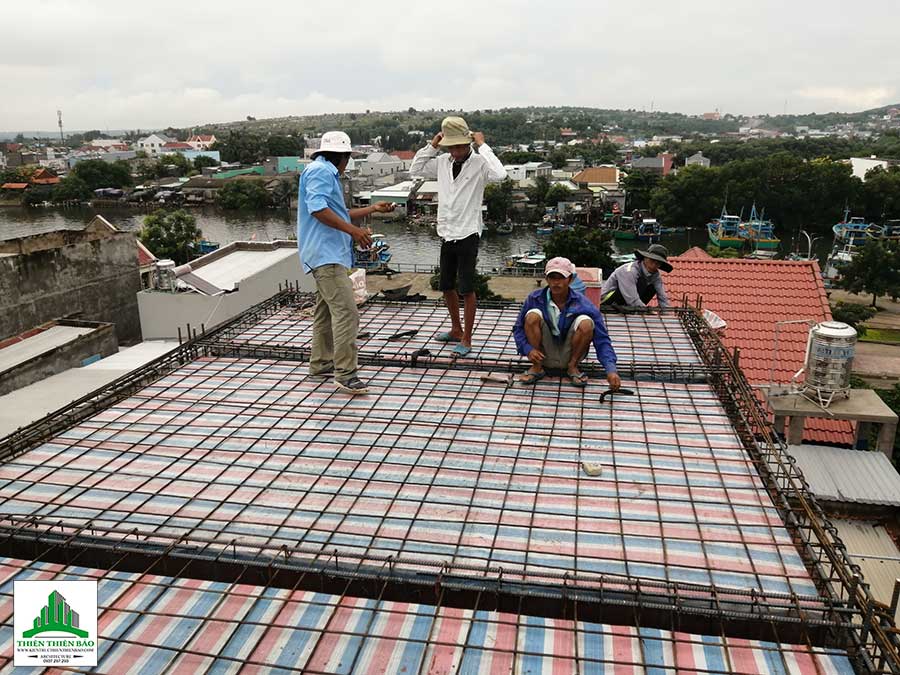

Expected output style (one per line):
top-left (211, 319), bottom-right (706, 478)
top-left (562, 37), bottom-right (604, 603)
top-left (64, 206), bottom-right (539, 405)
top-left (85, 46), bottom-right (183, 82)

top-left (410, 116), bottom-right (507, 357)
top-left (298, 130), bottom-right (395, 395)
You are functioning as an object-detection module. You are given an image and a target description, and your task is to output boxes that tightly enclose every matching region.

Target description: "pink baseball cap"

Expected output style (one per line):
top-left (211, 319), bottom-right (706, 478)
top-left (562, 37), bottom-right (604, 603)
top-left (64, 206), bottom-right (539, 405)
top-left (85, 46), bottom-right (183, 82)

top-left (544, 257), bottom-right (576, 278)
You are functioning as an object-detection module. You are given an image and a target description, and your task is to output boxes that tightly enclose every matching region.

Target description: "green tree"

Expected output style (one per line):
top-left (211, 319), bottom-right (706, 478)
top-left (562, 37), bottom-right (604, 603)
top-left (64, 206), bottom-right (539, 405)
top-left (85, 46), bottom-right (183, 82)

top-left (70, 159), bottom-right (133, 190)
top-left (271, 179), bottom-right (294, 209)
top-left (830, 301), bottom-right (876, 337)
top-left (217, 180), bottom-right (270, 209)
top-left (526, 175), bottom-right (551, 207)
top-left (52, 175), bottom-right (91, 202)
top-left (429, 270), bottom-right (505, 301)
top-left (484, 179), bottom-right (513, 221)
top-left (838, 241), bottom-right (900, 307)
top-left (543, 226), bottom-right (615, 269)
top-left (22, 185), bottom-right (54, 206)
top-left (193, 155), bottom-right (219, 171)
top-left (139, 210), bottom-right (201, 265)
top-left (861, 166), bottom-right (900, 221)
top-left (544, 184), bottom-right (573, 207)
top-left (622, 170), bottom-right (661, 212)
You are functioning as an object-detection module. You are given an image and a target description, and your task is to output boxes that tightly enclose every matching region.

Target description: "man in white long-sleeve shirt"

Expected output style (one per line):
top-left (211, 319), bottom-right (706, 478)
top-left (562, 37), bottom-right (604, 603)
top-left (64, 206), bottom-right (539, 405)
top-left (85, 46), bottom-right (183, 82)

top-left (409, 116), bottom-right (507, 356)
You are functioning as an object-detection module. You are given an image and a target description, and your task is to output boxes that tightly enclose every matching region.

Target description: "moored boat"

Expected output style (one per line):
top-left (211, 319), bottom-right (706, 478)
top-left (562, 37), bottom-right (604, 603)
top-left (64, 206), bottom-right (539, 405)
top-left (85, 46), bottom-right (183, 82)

top-left (707, 208), bottom-right (746, 249)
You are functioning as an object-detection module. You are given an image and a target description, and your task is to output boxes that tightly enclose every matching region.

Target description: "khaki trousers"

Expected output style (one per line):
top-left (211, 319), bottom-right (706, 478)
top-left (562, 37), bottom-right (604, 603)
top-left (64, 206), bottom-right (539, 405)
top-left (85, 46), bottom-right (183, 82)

top-left (310, 264), bottom-right (359, 382)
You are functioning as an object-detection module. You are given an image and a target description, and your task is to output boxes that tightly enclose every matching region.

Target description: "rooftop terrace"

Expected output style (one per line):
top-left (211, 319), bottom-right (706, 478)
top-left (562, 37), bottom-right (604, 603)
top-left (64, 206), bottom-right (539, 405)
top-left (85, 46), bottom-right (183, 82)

top-left (0, 292), bottom-right (897, 673)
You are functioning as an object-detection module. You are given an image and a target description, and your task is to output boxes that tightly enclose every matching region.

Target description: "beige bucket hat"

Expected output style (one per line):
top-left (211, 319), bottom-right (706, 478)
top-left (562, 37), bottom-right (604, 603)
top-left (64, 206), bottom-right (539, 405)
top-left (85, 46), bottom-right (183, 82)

top-left (439, 116), bottom-right (473, 146)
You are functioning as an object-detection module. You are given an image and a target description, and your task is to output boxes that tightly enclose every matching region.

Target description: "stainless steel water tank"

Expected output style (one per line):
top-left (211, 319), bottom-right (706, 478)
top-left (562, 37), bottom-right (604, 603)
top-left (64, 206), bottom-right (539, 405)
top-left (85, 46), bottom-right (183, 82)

top-left (805, 321), bottom-right (857, 393)
top-left (155, 259), bottom-right (176, 291)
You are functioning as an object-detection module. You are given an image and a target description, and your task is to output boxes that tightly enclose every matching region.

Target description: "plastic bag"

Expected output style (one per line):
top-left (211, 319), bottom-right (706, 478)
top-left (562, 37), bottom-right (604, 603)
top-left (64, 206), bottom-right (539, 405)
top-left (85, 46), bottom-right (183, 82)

top-left (349, 268), bottom-right (367, 305)
top-left (702, 308), bottom-right (727, 334)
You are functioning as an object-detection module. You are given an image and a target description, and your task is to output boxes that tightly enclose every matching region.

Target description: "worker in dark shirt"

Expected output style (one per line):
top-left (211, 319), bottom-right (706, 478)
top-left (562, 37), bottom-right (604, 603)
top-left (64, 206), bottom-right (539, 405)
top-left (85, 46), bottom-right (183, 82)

top-left (600, 244), bottom-right (672, 308)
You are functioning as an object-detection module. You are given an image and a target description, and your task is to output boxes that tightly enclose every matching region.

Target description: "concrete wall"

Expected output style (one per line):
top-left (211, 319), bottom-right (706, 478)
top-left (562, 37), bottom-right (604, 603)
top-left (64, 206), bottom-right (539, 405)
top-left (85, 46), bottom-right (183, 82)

top-left (137, 251), bottom-right (313, 340)
top-left (0, 233), bottom-right (142, 343)
top-left (0, 321), bottom-right (118, 396)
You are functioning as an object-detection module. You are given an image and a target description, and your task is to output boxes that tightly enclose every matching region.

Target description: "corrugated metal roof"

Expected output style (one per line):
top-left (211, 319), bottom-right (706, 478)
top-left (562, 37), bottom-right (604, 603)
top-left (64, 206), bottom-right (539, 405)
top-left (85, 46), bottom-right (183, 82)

top-left (832, 519), bottom-right (900, 621)
top-left (787, 444), bottom-right (900, 506)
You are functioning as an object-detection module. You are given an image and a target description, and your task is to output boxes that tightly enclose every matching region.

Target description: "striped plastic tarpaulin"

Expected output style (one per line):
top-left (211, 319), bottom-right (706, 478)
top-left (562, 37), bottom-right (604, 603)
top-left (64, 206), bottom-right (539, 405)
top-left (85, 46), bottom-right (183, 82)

top-left (0, 557), bottom-right (853, 674)
top-left (227, 303), bottom-right (703, 367)
top-left (0, 357), bottom-right (817, 599)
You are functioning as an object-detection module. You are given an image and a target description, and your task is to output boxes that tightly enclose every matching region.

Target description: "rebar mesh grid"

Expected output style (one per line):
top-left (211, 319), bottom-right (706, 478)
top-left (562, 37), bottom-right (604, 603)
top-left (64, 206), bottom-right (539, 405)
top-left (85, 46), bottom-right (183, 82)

top-left (0, 358), bottom-right (818, 604)
top-left (0, 555), bottom-right (857, 674)
top-left (0, 289), bottom-right (897, 671)
top-left (679, 308), bottom-right (900, 673)
top-left (209, 299), bottom-right (705, 375)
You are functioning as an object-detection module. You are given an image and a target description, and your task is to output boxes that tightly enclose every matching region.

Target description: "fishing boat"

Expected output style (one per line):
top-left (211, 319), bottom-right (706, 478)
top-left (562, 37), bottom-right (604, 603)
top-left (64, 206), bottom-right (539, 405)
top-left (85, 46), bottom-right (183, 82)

top-left (880, 219), bottom-right (900, 241)
top-left (823, 243), bottom-right (855, 285)
top-left (502, 249), bottom-right (547, 275)
top-left (707, 207), bottom-right (746, 249)
top-left (354, 234), bottom-right (392, 270)
top-left (745, 203), bottom-right (780, 251)
top-left (536, 225), bottom-right (554, 236)
top-left (832, 208), bottom-right (877, 247)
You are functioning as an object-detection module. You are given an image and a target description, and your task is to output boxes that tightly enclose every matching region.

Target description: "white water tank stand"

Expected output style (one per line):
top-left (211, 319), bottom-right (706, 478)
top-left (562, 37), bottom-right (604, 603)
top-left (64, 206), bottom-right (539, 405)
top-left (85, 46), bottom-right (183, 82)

top-left (768, 389), bottom-right (898, 457)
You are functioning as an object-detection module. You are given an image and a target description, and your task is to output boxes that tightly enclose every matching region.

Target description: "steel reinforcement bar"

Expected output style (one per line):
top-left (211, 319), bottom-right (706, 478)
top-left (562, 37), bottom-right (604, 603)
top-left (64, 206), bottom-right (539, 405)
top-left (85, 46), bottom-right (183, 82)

top-left (679, 306), bottom-right (900, 674)
top-left (0, 514), bottom-right (855, 649)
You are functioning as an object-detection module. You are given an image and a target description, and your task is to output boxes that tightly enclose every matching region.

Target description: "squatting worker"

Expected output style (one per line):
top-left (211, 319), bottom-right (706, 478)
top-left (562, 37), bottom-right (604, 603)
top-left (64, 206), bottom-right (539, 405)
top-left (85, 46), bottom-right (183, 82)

top-left (410, 116), bottom-right (507, 357)
top-left (513, 257), bottom-right (621, 391)
top-left (297, 130), bottom-right (395, 395)
top-left (600, 243), bottom-right (673, 308)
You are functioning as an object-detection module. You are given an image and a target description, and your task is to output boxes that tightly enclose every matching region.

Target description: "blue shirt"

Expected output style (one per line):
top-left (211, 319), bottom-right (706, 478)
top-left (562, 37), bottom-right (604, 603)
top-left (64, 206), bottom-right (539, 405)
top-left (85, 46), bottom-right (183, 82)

top-left (297, 156), bottom-right (352, 273)
top-left (513, 287), bottom-right (618, 373)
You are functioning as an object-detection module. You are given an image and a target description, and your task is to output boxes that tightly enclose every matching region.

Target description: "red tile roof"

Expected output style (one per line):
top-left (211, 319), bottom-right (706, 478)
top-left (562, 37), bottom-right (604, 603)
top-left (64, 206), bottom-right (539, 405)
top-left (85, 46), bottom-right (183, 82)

top-left (677, 246), bottom-right (712, 260)
top-left (162, 142), bottom-right (192, 150)
top-left (390, 151), bottom-right (415, 160)
top-left (136, 240), bottom-right (156, 267)
top-left (667, 255), bottom-right (855, 446)
top-left (1, 183), bottom-right (28, 190)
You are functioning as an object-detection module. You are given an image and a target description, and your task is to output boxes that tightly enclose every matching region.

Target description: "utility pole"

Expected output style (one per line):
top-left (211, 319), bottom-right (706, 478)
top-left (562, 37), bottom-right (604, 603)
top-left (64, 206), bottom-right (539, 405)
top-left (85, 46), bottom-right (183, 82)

top-left (57, 110), bottom-right (64, 144)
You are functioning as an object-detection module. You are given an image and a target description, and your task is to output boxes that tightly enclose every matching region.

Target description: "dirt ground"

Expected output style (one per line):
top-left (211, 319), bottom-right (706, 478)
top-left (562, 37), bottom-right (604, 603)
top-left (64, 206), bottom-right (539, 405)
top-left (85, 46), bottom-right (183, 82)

top-left (365, 272), bottom-right (539, 303)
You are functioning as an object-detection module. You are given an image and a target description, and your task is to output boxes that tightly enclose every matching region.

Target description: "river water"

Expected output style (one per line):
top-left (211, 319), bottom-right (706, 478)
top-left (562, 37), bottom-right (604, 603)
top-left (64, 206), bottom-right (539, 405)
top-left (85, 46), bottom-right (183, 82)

top-left (0, 206), bottom-right (833, 268)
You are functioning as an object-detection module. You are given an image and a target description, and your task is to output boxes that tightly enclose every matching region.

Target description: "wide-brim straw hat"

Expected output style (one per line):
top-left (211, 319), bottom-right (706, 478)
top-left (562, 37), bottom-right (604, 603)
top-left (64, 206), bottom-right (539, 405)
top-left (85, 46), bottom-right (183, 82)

top-left (438, 116), bottom-right (473, 146)
top-left (635, 244), bottom-right (673, 273)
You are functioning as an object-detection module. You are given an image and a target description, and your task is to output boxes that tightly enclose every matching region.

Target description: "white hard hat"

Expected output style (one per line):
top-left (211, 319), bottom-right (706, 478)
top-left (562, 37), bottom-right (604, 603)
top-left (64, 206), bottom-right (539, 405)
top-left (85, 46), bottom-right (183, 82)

top-left (313, 131), bottom-right (353, 156)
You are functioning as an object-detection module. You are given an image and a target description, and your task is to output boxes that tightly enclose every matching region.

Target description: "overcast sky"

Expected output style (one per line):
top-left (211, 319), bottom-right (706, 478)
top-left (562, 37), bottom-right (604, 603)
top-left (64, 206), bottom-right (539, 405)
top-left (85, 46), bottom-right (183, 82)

top-left (3, 0), bottom-right (898, 132)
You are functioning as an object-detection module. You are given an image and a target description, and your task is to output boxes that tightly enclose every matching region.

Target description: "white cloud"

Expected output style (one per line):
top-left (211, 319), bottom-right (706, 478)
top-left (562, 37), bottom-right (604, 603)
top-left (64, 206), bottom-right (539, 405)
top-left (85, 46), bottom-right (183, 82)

top-left (794, 86), bottom-right (896, 111)
top-left (1, 0), bottom-right (899, 130)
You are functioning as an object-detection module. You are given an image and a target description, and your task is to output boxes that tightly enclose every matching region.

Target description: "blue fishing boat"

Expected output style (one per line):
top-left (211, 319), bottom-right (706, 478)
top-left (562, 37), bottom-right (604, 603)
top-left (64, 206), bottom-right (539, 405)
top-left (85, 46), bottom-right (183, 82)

top-left (744, 203), bottom-right (780, 251)
top-left (707, 207), bottom-right (746, 249)
top-left (832, 208), bottom-right (877, 247)
top-left (354, 234), bottom-right (392, 270)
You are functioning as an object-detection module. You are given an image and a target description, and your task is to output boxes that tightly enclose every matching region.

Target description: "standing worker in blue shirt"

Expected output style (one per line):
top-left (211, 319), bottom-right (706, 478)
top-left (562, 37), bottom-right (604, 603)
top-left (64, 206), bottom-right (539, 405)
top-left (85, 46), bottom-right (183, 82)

top-left (513, 257), bottom-right (621, 390)
top-left (298, 131), bottom-right (395, 395)
top-left (410, 116), bottom-right (508, 357)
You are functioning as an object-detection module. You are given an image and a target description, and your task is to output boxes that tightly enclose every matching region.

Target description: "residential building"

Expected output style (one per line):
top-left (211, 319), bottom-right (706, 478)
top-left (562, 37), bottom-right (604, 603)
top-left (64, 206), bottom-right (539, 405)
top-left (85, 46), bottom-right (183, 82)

top-left (850, 156), bottom-right (894, 181)
top-left (358, 152), bottom-right (403, 178)
top-left (571, 166), bottom-right (620, 191)
top-left (0, 319), bottom-right (118, 396)
top-left (186, 134), bottom-right (217, 150)
top-left (503, 161), bottom-right (552, 182)
top-left (263, 156), bottom-right (311, 175)
top-left (685, 151), bottom-right (711, 168)
top-left (137, 241), bottom-right (311, 340)
top-left (161, 141), bottom-right (193, 153)
top-left (703, 111), bottom-right (721, 121)
top-left (136, 133), bottom-right (173, 156)
top-left (631, 153), bottom-right (674, 176)
top-left (0, 215), bottom-right (142, 343)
